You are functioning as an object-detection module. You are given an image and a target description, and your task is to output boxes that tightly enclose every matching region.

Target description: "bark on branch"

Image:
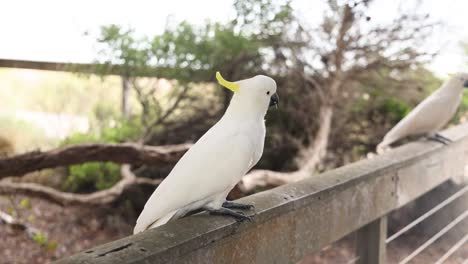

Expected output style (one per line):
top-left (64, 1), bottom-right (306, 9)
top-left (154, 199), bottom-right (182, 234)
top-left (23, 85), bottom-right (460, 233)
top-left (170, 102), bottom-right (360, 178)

top-left (0, 143), bottom-right (191, 179)
top-left (238, 169), bottom-right (309, 192)
top-left (0, 165), bottom-right (162, 205)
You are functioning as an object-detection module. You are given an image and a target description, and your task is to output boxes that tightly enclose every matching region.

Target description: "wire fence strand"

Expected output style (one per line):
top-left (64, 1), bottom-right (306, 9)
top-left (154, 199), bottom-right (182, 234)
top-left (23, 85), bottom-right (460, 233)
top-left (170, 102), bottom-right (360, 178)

top-left (345, 256), bottom-right (360, 264)
top-left (434, 232), bottom-right (468, 264)
top-left (387, 185), bottom-right (468, 243)
top-left (398, 209), bottom-right (468, 264)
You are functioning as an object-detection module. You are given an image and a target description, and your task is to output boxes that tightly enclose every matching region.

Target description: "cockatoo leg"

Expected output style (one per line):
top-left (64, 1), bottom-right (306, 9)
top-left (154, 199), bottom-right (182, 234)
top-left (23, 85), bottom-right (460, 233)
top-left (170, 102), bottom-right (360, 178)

top-left (427, 133), bottom-right (452, 145)
top-left (435, 133), bottom-right (452, 143)
top-left (427, 135), bottom-right (449, 145)
top-left (222, 200), bottom-right (255, 209)
top-left (205, 207), bottom-right (253, 221)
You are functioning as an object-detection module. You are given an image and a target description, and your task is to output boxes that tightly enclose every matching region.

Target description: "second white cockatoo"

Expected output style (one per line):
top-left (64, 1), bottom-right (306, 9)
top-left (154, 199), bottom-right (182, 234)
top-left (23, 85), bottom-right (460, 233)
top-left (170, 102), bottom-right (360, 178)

top-left (377, 73), bottom-right (468, 153)
top-left (133, 72), bottom-right (278, 234)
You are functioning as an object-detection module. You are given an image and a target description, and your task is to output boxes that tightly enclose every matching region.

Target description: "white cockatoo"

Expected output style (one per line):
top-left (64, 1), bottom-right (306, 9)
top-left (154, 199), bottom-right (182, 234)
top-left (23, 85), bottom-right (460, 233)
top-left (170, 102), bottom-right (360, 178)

top-left (133, 72), bottom-right (278, 234)
top-left (377, 73), bottom-right (468, 153)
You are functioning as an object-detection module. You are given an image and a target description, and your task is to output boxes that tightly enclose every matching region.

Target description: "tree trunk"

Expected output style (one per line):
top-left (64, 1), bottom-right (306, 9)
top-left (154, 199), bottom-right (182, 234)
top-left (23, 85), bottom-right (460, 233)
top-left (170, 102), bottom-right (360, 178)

top-left (122, 76), bottom-right (131, 119)
top-left (297, 104), bottom-right (334, 175)
top-left (239, 72), bottom-right (343, 193)
top-left (239, 104), bottom-right (335, 192)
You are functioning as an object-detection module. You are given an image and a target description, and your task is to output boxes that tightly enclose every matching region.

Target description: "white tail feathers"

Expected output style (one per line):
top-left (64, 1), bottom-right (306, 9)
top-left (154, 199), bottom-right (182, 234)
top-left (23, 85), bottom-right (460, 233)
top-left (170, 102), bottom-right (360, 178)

top-left (133, 210), bottom-right (178, 234)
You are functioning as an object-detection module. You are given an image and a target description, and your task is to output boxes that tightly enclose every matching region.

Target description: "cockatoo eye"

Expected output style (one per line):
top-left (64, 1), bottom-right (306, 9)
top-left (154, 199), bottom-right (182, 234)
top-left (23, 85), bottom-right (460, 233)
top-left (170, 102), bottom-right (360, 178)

top-left (266, 91), bottom-right (270, 95)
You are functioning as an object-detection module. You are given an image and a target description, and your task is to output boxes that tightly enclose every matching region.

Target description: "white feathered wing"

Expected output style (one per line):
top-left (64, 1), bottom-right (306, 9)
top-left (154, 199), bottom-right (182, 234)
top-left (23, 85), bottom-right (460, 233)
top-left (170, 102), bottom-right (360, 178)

top-left (133, 123), bottom-right (259, 234)
top-left (377, 89), bottom-right (462, 152)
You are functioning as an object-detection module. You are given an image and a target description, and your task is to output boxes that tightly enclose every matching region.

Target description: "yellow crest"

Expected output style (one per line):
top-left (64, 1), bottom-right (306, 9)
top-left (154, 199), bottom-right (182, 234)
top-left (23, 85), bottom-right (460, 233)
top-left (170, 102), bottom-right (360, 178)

top-left (216, 72), bottom-right (239, 93)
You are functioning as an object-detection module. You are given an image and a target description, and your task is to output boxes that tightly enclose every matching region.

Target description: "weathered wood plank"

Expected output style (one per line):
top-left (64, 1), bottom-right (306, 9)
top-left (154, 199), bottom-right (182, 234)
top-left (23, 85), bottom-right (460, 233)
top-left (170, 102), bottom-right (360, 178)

top-left (356, 216), bottom-right (387, 264)
top-left (0, 58), bottom-right (108, 74)
top-left (0, 58), bottom-right (213, 81)
top-left (54, 123), bottom-right (468, 264)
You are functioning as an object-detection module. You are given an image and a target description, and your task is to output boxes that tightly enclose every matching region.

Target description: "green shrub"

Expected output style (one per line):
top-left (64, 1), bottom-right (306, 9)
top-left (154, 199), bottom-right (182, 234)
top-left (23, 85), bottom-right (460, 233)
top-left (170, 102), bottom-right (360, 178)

top-left (31, 232), bottom-right (58, 252)
top-left (60, 120), bottom-right (142, 192)
top-left (63, 162), bottom-right (121, 192)
top-left (452, 90), bottom-right (468, 123)
top-left (380, 98), bottom-right (411, 123)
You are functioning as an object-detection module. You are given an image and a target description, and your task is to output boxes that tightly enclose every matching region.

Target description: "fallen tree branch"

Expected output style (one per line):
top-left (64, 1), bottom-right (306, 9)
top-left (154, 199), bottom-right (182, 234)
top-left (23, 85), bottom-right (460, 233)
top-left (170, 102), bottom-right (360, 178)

top-left (239, 169), bottom-right (309, 193)
top-left (0, 209), bottom-right (41, 238)
top-left (0, 143), bottom-right (191, 179)
top-left (0, 165), bottom-right (162, 205)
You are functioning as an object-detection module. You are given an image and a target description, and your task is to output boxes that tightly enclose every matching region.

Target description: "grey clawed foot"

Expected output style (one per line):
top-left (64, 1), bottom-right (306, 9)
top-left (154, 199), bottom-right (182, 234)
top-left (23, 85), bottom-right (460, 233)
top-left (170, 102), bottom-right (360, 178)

top-left (427, 133), bottom-right (452, 145)
top-left (205, 207), bottom-right (253, 222)
top-left (222, 200), bottom-right (255, 210)
top-left (427, 136), bottom-right (448, 145)
top-left (435, 133), bottom-right (452, 143)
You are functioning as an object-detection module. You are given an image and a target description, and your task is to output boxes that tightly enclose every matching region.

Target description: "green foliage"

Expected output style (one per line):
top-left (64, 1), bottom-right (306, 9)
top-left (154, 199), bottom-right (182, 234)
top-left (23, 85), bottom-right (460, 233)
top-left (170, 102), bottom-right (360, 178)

top-left (31, 232), bottom-right (58, 252)
top-left (20, 198), bottom-right (31, 209)
top-left (63, 162), bottom-right (121, 192)
top-left (93, 101), bottom-right (119, 125)
top-left (95, 0), bottom-right (294, 82)
top-left (32, 233), bottom-right (48, 246)
top-left (96, 25), bottom-right (150, 75)
top-left (452, 89), bottom-right (468, 123)
top-left (102, 121), bottom-right (142, 142)
top-left (47, 241), bottom-right (59, 252)
top-left (455, 40), bottom-right (468, 122)
top-left (90, 0), bottom-right (441, 174)
top-left (380, 98), bottom-right (411, 123)
top-left (61, 119), bottom-right (142, 145)
top-left (60, 120), bottom-right (142, 192)
top-left (232, 0), bottom-right (293, 40)
top-left (90, 0), bottom-right (297, 167)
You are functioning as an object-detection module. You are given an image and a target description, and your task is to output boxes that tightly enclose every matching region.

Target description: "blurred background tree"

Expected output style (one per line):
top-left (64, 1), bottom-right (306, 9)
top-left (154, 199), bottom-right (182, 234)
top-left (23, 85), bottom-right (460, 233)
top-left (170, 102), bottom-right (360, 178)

top-left (2, 0), bottom-right (467, 262)
top-left (1, 0), bottom-right (447, 194)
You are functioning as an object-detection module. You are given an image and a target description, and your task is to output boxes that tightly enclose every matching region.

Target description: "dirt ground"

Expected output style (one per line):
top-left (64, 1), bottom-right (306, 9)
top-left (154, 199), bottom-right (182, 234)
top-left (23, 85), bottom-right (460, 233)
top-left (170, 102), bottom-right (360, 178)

top-left (0, 195), bottom-right (133, 264)
top-left (0, 194), bottom-right (467, 264)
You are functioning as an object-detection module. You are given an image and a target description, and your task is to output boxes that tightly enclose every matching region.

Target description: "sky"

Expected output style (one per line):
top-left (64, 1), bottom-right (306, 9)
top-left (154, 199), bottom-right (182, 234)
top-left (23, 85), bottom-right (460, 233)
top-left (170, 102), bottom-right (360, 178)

top-left (0, 0), bottom-right (466, 76)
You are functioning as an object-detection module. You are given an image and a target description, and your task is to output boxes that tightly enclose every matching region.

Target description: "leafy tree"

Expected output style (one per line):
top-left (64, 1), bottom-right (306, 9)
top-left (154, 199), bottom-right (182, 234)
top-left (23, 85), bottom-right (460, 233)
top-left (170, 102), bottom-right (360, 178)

top-left (240, 0), bottom-right (442, 191)
top-left (93, 0), bottom-right (443, 189)
top-left (93, 0), bottom-right (296, 142)
top-left (1, 0), bottom-right (446, 196)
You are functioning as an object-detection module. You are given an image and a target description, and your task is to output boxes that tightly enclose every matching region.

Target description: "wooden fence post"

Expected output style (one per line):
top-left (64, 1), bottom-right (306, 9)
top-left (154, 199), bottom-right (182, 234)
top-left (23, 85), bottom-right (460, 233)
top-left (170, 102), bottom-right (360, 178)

top-left (121, 75), bottom-right (131, 119)
top-left (356, 216), bottom-right (387, 264)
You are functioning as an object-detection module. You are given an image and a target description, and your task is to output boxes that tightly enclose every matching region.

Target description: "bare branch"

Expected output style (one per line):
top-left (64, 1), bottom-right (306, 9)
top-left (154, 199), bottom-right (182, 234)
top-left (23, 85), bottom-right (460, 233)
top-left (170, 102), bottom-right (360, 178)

top-left (0, 143), bottom-right (191, 179)
top-left (0, 209), bottom-right (41, 239)
top-left (239, 169), bottom-right (308, 193)
top-left (0, 165), bottom-right (162, 205)
top-left (142, 85), bottom-right (190, 143)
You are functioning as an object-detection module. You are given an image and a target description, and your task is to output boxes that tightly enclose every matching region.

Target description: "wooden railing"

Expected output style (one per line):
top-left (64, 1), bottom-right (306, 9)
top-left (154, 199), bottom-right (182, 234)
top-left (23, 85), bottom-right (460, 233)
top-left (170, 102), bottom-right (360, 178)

top-left (0, 58), bottom-right (213, 81)
top-left (54, 123), bottom-right (468, 264)
top-left (0, 59), bottom-right (102, 74)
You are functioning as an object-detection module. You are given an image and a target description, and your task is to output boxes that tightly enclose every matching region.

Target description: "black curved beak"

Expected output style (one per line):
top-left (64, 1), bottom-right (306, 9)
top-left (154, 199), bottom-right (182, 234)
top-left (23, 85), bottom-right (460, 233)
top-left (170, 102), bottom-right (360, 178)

top-left (464, 80), bottom-right (468, 88)
top-left (269, 93), bottom-right (279, 108)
